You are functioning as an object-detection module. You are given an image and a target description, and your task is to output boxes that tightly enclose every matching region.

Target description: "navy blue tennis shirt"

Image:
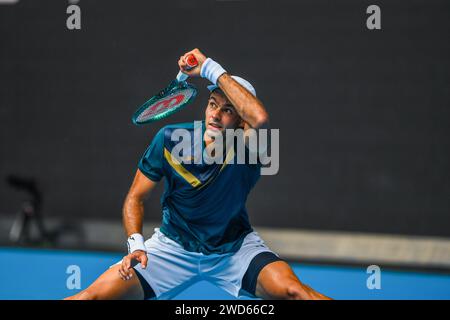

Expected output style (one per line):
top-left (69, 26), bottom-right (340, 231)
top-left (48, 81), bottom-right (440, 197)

top-left (138, 121), bottom-right (261, 255)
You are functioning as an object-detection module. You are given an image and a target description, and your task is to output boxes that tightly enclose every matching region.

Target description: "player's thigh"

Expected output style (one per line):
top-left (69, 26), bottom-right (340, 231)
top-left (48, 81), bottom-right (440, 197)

top-left (255, 260), bottom-right (300, 299)
top-left (80, 264), bottom-right (144, 300)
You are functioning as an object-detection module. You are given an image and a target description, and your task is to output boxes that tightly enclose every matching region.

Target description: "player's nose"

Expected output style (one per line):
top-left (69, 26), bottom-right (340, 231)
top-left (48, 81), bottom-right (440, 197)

top-left (210, 108), bottom-right (222, 120)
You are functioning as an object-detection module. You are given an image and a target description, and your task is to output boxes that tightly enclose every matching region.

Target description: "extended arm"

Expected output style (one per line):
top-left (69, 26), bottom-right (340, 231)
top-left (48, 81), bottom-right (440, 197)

top-left (122, 169), bottom-right (158, 237)
top-left (119, 169), bottom-right (158, 281)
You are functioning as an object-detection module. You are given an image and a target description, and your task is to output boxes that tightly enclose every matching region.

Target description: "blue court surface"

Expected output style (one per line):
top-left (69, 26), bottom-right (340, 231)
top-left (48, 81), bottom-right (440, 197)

top-left (0, 247), bottom-right (449, 300)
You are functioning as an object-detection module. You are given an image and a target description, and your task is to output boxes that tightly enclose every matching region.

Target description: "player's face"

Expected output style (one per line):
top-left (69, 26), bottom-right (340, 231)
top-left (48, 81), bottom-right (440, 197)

top-left (205, 90), bottom-right (243, 135)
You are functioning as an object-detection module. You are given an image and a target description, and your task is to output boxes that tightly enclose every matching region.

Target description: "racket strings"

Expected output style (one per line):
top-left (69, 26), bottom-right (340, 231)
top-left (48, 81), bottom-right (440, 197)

top-left (136, 87), bottom-right (197, 122)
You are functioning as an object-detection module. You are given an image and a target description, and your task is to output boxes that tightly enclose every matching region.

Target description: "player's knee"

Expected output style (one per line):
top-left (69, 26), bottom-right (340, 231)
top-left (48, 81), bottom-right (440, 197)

top-left (284, 281), bottom-right (303, 300)
top-left (265, 280), bottom-right (302, 300)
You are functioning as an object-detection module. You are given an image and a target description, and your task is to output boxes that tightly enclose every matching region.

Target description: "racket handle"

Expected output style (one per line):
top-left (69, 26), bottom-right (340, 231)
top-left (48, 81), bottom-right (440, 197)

top-left (176, 54), bottom-right (198, 82)
top-left (177, 71), bottom-right (189, 82)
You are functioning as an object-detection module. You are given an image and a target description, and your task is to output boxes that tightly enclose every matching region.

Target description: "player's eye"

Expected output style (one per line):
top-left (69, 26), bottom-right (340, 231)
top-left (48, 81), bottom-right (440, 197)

top-left (224, 108), bottom-right (233, 115)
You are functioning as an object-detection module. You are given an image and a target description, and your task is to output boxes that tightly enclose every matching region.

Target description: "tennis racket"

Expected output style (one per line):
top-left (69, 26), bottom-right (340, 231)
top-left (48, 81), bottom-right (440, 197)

top-left (132, 54), bottom-right (199, 125)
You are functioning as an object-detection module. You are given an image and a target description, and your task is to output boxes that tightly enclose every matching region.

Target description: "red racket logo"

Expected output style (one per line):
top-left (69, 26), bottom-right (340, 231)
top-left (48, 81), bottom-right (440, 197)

top-left (133, 84), bottom-right (197, 124)
top-left (142, 94), bottom-right (185, 118)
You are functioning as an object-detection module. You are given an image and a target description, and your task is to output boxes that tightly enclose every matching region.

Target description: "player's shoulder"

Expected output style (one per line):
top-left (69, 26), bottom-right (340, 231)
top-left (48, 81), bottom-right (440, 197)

top-left (150, 122), bottom-right (199, 147)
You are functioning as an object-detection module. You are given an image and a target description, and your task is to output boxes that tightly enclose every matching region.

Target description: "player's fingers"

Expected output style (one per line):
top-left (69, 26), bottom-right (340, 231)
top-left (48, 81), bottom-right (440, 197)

top-left (120, 267), bottom-right (131, 281)
top-left (179, 56), bottom-right (187, 69)
top-left (124, 257), bottom-right (132, 278)
top-left (121, 258), bottom-right (134, 280)
top-left (118, 264), bottom-right (128, 280)
top-left (140, 254), bottom-right (148, 269)
top-left (126, 256), bottom-right (136, 278)
top-left (118, 267), bottom-right (127, 280)
top-left (123, 256), bottom-right (131, 269)
top-left (186, 49), bottom-right (197, 57)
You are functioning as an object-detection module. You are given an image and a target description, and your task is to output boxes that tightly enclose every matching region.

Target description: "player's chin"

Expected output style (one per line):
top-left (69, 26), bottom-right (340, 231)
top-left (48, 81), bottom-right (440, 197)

top-left (205, 128), bottom-right (224, 137)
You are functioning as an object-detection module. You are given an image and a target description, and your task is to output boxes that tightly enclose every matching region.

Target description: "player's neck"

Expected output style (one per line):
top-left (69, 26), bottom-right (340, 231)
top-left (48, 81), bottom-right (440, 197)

top-left (203, 131), bottom-right (214, 147)
top-left (203, 131), bottom-right (227, 159)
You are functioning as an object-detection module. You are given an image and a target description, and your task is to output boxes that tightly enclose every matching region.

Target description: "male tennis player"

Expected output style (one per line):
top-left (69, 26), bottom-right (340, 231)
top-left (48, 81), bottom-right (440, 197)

top-left (66, 49), bottom-right (330, 300)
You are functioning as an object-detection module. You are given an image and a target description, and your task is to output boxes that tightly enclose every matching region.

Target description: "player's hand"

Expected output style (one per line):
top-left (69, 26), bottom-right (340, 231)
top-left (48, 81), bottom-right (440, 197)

top-left (178, 48), bottom-right (207, 77)
top-left (118, 250), bottom-right (148, 281)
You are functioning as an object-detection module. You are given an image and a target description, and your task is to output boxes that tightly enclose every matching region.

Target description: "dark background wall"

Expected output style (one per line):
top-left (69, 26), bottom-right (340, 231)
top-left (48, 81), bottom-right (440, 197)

top-left (1, 0), bottom-right (449, 237)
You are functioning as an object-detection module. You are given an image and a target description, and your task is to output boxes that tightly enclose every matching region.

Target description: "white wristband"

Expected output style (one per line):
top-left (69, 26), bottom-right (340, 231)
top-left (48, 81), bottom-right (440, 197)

top-left (200, 57), bottom-right (226, 85)
top-left (127, 233), bottom-right (146, 254)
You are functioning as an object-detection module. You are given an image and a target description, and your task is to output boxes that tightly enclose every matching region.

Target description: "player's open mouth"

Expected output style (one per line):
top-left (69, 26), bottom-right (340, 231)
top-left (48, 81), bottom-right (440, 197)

top-left (208, 122), bottom-right (222, 130)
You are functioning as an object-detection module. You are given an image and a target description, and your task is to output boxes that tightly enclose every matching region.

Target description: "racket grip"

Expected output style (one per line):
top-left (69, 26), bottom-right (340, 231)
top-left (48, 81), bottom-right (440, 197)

top-left (176, 54), bottom-right (198, 82)
top-left (177, 71), bottom-right (189, 82)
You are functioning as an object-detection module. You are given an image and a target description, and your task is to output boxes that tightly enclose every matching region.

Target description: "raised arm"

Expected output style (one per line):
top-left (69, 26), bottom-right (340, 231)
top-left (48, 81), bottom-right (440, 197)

top-left (215, 73), bottom-right (269, 129)
top-left (178, 48), bottom-right (269, 130)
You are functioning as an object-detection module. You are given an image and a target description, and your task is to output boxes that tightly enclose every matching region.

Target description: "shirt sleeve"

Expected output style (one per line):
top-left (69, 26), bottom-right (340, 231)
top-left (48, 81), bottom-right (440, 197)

top-left (138, 127), bottom-right (165, 182)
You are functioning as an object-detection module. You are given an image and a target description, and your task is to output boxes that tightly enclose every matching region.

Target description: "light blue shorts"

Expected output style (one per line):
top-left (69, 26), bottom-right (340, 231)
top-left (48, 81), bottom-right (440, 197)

top-left (115, 228), bottom-right (279, 299)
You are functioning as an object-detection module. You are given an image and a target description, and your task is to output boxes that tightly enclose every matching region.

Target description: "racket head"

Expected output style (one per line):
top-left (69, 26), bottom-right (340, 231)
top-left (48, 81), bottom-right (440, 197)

top-left (132, 80), bottom-right (198, 125)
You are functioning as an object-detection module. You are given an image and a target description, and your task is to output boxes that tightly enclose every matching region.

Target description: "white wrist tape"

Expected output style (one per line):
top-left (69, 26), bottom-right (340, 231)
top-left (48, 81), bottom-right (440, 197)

top-left (200, 58), bottom-right (226, 85)
top-left (127, 233), bottom-right (146, 254)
